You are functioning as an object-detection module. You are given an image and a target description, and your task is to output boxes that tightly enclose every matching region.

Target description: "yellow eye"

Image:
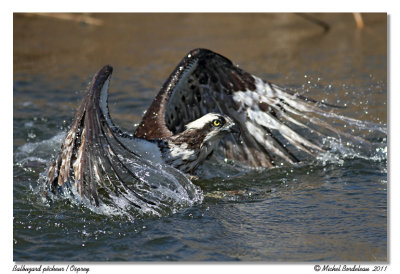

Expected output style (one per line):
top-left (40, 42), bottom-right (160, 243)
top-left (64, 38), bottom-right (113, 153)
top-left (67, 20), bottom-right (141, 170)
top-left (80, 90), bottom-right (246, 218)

top-left (212, 119), bottom-right (221, 127)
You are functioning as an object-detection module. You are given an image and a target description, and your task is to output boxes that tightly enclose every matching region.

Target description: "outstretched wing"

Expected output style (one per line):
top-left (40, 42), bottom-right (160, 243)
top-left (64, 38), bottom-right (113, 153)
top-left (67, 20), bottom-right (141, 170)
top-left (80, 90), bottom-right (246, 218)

top-left (46, 65), bottom-right (201, 214)
top-left (134, 48), bottom-right (358, 167)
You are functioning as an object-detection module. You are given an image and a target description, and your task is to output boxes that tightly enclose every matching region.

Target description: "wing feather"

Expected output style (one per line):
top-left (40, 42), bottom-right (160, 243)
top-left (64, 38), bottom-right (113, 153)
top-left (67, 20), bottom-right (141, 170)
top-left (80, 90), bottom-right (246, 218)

top-left (135, 48), bottom-right (361, 167)
top-left (46, 65), bottom-right (201, 213)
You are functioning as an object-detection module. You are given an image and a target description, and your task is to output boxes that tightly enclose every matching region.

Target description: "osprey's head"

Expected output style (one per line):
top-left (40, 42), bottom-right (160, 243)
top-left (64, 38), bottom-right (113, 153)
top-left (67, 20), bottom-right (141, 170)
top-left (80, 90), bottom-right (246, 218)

top-left (184, 113), bottom-right (238, 142)
top-left (160, 113), bottom-right (239, 173)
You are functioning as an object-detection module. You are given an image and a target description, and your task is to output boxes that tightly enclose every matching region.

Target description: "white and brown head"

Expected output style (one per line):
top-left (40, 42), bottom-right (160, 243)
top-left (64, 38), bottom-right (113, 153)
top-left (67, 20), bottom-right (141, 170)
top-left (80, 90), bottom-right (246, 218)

top-left (159, 113), bottom-right (239, 173)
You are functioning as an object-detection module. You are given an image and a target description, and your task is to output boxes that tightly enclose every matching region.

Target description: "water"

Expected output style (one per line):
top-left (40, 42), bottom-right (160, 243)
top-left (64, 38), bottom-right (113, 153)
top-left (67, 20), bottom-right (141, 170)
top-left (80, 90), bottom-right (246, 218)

top-left (13, 13), bottom-right (387, 261)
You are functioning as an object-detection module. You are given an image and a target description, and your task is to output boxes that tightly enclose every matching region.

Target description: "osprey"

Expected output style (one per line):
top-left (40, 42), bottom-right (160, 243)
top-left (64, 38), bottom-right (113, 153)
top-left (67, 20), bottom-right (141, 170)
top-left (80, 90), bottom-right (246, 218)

top-left (46, 48), bottom-right (356, 206)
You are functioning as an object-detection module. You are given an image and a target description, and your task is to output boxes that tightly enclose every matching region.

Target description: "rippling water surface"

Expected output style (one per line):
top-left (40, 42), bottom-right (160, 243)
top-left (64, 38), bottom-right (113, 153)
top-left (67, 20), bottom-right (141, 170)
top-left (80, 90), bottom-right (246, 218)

top-left (13, 13), bottom-right (387, 261)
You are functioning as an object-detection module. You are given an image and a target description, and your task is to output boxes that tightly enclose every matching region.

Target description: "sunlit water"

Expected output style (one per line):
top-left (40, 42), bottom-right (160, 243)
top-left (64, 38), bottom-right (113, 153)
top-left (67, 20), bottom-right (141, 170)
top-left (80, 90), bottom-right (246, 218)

top-left (13, 13), bottom-right (387, 261)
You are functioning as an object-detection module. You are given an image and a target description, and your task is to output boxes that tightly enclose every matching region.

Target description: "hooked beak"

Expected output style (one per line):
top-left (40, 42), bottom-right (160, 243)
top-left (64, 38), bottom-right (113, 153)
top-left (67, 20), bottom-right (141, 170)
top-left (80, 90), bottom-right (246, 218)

top-left (223, 119), bottom-right (241, 138)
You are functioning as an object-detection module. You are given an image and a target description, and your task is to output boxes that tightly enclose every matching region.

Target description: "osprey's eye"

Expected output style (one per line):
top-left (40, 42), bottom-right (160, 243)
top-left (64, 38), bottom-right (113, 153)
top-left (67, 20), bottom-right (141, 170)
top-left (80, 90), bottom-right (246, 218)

top-left (212, 119), bottom-right (222, 127)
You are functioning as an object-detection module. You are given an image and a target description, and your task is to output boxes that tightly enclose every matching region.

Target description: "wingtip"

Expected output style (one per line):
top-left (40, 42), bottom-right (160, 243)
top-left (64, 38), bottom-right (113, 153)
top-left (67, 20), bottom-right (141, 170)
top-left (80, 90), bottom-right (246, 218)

top-left (89, 65), bottom-right (113, 91)
top-left (99, 64), bottom-right (113, 75)
top-left (185, 48), bottom-right (233, 64)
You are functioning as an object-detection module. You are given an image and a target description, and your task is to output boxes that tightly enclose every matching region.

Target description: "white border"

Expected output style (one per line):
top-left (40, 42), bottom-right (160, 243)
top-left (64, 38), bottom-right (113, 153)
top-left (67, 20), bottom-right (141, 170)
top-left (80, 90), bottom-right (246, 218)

top-left (4, 1), bottom-right (398, 274)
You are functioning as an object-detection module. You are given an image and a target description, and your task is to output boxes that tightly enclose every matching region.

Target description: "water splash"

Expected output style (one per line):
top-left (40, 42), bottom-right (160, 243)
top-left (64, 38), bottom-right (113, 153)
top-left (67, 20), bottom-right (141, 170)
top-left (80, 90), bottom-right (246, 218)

top-left (14, 132), bottom-right (66, 164)
top-left (17, 131), bottom-right (204, 221)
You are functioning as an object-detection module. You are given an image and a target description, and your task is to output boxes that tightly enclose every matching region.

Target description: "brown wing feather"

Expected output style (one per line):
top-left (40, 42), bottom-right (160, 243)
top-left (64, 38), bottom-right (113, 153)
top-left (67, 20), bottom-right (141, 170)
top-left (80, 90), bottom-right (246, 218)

top-left (134, 49), bottom-right (254, 138)
top-left (134, 48), bottom-right (359, 168)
